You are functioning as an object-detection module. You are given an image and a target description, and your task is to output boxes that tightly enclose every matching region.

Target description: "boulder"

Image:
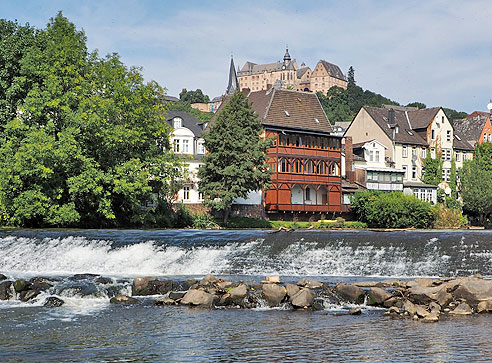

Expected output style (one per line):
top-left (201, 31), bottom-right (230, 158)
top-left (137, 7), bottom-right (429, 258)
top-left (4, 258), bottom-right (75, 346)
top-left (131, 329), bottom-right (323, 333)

top-left (31, 281), bottom-right (53, 292)
top-left (110, 295), bottom-right (139, 304)
top-left (367, 287), bottom-right (391, 306)
top-left (429, 302), bottom-right (441, 313)
top-left (402, 299), bottom-right (417, 316)
top-left (218, 293), bottom-right (233, 306)
top-left (71, 273), bottom-right (99, 280)
top-left (13, 279), bottom-right (30, 293)
top-left (449, 302), bottom-right (473, 315)
top-left (415, 305), bottom-right (430, 318)
top-left (477, 299), bottom-right (492, 313)
top-left (20, 289), bottom-right (39, 302)
top-left (0, 281), bottom-right (12, 300)
top-left (154, 297), bottom-right (176, 305)
top-left (0, 274), bottom-right (7, 281)
top-left (353, 281), bottom-right (380, 288)
top-left (229, 284), bottom-right (248, 304)
top-left (147, 280), bottom-right (174, 295)
top-left (285, 283), bottom-right (300, 300)
top-left (380, 279), bottom-right (403, 287)
top-left (312, 298), bottom-right (325, 311)
top-left (217, 281), bottom-right (235, 290)
top-left (291, 288), bottom-right (315, 308)
top-left (388, 306), bottom-right (400, 315)
top-left (262, 284), bottom-right (286, 306)
top-left (421, 312), bottom-right (439, 323)
top-left (453, 278), bottom-right (492, 308)
top-left (95, 277), bottom-right (113, 285)
top-left (181, 289), bottom-right (215, 307)
top-left (132, 277), bottom-right (157, 296)
top-left (169, 291), bottom-right (186, 300)
top-left (406, 278), bottom-right (435, 289)
top-left (297, 278), bottom-right (323, 289)
top-left (266, 276), bottom-right (281, 283)
top-left (335, 284), bottom-right (365, 304)
top-left (383, 297), bottom-right (403, 308)
top-left (44, 296), bottom-right (65, 307)
top-left (349, 307), bottom-right (362, 315)
top-left (199, 274), bottom-right (218, 286)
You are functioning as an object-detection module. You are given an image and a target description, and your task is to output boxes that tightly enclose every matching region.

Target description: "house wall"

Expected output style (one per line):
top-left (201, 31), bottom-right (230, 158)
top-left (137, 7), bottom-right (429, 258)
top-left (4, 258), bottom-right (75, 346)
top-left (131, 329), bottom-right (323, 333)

top-left (478, 118), bottom-right (492, 145)
top-left (310, 61), bottom-right (347, 94)
top-left (344, 108), bottom-right (394, 160)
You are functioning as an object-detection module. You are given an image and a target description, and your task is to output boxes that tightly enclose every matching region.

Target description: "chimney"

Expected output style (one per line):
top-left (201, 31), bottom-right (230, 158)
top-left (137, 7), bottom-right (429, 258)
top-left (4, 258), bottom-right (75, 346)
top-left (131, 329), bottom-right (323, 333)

top-left (388, 108), bottom-right (395, 125)
top-left (345, 136), bottom-right (355, 184)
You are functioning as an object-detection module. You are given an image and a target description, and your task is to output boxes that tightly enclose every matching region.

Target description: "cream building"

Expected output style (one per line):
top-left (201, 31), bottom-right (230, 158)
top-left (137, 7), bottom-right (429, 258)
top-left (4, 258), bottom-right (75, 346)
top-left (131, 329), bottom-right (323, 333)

top-left (344, 105), bottom-right (474, 201)
top-left (237, 48), bottom-right (346, 93)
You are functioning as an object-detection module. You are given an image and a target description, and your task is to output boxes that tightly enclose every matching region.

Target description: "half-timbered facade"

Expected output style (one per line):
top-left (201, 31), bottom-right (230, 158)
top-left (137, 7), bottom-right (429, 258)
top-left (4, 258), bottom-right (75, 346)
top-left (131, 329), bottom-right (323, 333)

top-left (247, 88), bottom-right (342, 213)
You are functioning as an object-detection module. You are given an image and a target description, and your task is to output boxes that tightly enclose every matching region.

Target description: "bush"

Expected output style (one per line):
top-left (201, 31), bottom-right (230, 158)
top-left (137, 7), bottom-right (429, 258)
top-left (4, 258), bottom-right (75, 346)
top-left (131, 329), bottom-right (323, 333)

top-left (444, 197), bottom-right (461, 210)
top-left (191, 213), bottom-right (218, 229)
top-left (350, 190), bottom-right (436, 228)
top-left (335, 217), bottom-right (345, 228)
top-left (222, 217), bottom-right (272, 229)
top-left (433, 206), bottom-right (468, 229)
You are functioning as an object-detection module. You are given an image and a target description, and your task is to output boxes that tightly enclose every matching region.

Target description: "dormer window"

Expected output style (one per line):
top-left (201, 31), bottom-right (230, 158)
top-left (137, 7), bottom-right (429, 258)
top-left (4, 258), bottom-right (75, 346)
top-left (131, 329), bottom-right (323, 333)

top-left (173, 117), bottom-right (182, 129)
top-left (284, 110), bottom-right (290, 117)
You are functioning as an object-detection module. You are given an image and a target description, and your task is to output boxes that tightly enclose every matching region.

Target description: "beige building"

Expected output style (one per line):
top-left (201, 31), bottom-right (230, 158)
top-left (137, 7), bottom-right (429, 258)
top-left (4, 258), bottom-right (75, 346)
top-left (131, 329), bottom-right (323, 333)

top-left (237, 48), bottom-right (346, 94)
top-left (344, 105), bottom-right (474, 200)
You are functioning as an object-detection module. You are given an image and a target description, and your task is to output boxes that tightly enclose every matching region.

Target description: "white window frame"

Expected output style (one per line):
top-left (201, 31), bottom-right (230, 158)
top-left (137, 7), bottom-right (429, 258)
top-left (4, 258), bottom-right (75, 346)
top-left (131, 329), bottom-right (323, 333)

top-left (183, 186), bottom-right (190, 200)
top-left (412, 166), bottom-right (417, 180)
top-left (182, 139), bottom-right (189, 153)
top-left (402, 145), bottom-right (408, 158)
top-left (197, 141), bottom-right (205, 154)
top-left (173, 139), bottom-right (180, 153)
top-left (173, 117), bottom-right (182, 129)
top-left (422, 148), bottom-right (427, 158)
top-left (402, 165), bottom-right (408, 180)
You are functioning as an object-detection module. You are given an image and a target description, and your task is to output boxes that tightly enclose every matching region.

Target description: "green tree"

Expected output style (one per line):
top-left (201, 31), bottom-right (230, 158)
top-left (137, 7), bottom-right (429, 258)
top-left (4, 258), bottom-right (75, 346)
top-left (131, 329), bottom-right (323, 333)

top-left (179, 88), bottom-right (210, 103)
top-left (460, 143), bottom-right (492, 226)
top-left (198, 91), bottom-right (272, 223)
top-left (0, 12), bottom-right (182, 227)
top-left (421, 152), bottom-right (442, 185)
top-left (347, 66), bottom-right (355, 88)
top-left (406, 102), bottom-right (426, 109)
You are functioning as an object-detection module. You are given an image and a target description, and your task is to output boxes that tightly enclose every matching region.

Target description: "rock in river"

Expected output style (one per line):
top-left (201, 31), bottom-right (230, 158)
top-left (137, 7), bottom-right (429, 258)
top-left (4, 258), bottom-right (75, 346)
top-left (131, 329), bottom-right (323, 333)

top-left (181, 289), bottom-right (215, 307)
top-left (44, 296), bottom-right (65, 307)
top-left (262, 284), bottom-right (286, 306)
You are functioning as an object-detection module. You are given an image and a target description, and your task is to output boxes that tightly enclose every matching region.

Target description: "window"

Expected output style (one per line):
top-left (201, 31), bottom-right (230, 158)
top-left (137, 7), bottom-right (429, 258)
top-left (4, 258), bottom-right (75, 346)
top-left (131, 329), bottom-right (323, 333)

top-left (446, 130), bottom-right (452, 142)
top-left (182, 139), bottom-right (189, 153)
top-left (442, 168), bottom-right (450, 182)
top-left (412, 166), bottom-right (417, 180)
top-left (422, 148), bottom-right (427, 158)
top-left (173, 117), bottom-right (182, 129)
top-left (402, 145), bottom-right (408, 157)
top-left (431, 129), bottom-right (435, 140)
top-left (402, 165), bottom-right (408, 180)
top-left (173, 139), bottom-right (180, 153)
top-left (305, 187), bottom-right (311, 201)
top-left (456, 152), bottom-right (461, 162)
top-left (431, 148), bottom-right (436, 159)
top-left (183, 186), bottom-right (190, 200)
top-left (463, 153), bottom-right (468, 161)
top-left (375, 150), bottom-right (380, 162)
top-left (412, 146), bottom-right (417, 158)
top-left (197, 141), bottom-right (205, 154)
top-left (442, 149), bottom-right (451, 161)
top-left (489, 134), bottom-right (492, 142)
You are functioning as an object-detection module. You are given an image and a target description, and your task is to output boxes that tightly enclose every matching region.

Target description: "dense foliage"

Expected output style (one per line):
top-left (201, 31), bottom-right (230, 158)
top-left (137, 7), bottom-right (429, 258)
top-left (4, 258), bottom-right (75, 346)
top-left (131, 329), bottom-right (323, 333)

top-left (460, 143), bottom-right (492, 226)
top-left (198, 91), bottom-right (272, 222)
top-left (317, 68), bottom-right (467, 124)
top-left (421, 152), bottom-right (443, 185)
top-left (0, 13), bottom-right (182, 227)
top-left (350, 190), bottom-right (436, 228)
top-left (179, 88), bottom-right (210, 103)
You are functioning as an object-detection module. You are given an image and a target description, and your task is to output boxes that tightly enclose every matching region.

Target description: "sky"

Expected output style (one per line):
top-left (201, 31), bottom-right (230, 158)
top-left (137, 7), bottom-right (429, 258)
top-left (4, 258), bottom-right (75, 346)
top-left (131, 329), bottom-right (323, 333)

top-left (1, 0), bottom-right (491, 113)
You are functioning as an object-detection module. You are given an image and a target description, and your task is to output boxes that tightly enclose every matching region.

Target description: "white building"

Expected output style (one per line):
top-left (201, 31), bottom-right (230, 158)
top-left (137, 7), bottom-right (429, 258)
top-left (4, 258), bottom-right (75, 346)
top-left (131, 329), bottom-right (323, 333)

top-left (167, 111), bottom-right (206, 204)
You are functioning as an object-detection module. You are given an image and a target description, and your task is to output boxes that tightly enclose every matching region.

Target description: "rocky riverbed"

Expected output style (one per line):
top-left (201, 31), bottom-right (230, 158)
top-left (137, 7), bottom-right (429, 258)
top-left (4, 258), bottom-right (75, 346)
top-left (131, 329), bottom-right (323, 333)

top-left (4, 272), bottom-right (492, 323)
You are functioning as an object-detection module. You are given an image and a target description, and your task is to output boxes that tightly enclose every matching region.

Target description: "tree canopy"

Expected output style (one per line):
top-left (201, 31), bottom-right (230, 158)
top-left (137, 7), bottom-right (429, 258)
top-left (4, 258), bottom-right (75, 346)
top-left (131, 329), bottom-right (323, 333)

top-left (198, 91), bottom-right (272, 222)
top-left (0, 12), bottom-right (182, 227)
top-left (459, 143), bottom-right (492, 226)
top-left (179, 88), bottom-right (210, 103)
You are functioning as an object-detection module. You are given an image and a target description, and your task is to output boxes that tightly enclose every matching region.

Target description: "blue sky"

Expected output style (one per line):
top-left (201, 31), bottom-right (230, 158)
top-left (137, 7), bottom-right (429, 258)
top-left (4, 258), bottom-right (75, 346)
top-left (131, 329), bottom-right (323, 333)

top-left (2, 0), bottom-right (491, 113)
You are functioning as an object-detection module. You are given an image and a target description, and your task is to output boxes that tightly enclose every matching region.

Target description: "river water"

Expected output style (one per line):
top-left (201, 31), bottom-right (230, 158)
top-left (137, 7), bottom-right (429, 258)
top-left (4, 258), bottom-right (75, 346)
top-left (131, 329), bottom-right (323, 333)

top-left (1, 229), bottom-right (492, 362)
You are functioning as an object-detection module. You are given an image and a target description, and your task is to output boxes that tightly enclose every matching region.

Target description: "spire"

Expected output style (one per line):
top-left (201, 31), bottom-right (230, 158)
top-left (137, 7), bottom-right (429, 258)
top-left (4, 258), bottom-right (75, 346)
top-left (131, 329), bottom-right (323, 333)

top-left (283, 46), bottom-right (291, 63)
top-left (226, 55), bottom-right (239, 95)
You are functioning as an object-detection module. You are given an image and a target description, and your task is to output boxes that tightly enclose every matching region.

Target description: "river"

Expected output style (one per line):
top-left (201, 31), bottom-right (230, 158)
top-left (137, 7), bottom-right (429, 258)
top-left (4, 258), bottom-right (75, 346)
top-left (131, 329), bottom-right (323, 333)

top-left (1, 229), bottom-right (492, 362)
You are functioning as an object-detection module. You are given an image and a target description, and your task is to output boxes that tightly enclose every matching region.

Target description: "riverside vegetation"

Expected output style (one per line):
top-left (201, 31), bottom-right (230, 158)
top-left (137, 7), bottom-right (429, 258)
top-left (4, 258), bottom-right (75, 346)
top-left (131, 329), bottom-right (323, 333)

top-left (3, 272), bottom-right (492, 323)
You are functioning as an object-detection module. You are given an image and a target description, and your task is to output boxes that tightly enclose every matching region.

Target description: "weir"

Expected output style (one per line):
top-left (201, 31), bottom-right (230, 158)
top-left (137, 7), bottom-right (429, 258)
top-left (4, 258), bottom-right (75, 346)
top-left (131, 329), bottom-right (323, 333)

top-left (1, 230), bottom-right (491, 278)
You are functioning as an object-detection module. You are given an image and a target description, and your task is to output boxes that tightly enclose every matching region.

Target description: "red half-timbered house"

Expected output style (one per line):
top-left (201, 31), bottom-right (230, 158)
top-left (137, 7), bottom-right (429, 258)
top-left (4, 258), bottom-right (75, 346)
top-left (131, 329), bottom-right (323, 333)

top-left (247, 88), bottom-right (342, 213)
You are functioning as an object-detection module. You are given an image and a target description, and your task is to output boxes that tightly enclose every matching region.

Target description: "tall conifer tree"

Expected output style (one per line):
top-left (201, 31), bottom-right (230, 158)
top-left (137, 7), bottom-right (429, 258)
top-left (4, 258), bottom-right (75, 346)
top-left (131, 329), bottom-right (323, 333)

top-left (198, 91), bottom-right (271, 222)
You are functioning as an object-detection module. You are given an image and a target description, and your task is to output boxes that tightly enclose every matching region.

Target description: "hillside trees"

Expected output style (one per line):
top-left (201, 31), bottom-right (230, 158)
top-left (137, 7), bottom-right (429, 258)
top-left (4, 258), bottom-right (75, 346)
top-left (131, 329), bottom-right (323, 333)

top-left (0, 13), bottom-right (181, 227)
top-left (198, 91), bottom-right (272, 223)
top-left (179, 88), bottom-right (210, 103)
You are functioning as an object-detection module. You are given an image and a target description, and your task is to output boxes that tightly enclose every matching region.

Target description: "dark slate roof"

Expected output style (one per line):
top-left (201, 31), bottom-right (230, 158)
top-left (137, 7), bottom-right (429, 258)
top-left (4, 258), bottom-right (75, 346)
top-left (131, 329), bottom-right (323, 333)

top-left (403, 181), bottom-right (438, 189)
top-left (453, 129), bottom-right (475, 151)
top-left (297, 67), bottom-right (310, 79)
top-left (363, 106), bottom-right (428, 146)
top-left (320, 60), bottom-right (346, 81)
top-left (250, 89), bottom-right (333, 134)
top-left (452, 116), bottom-right (487, 144)
top-left (164, 95), bottom-right (180, 103)
top-left (165, 110), bottom-right (204, 137)
top-left (239, 60), bottom-right (296, 75)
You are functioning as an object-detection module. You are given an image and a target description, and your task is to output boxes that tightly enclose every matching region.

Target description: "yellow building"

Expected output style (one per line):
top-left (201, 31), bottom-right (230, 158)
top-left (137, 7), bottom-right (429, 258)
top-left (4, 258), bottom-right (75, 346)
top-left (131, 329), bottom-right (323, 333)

top-left (237, 48), bottom-right (346, 94)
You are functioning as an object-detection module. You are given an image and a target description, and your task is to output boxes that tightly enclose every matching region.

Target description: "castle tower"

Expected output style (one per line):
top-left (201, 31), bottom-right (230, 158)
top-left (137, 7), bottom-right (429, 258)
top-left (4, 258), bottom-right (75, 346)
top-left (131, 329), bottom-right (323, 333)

top-left (226, 56), bottom-right (239, 95)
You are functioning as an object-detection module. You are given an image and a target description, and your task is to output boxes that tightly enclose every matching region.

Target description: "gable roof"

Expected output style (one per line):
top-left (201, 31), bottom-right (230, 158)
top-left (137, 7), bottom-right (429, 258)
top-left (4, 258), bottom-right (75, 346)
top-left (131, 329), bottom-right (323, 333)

top-left (452, 116), bottom-right (488, 143)
top-left (249, 89), bottom-right (333, 134)
top-left (165, 110), bottom-right (205, 137)
top-left (406, 107), bottom-right (441, 129)
top-left (318, 60), bottom-right (346, 81)
top-left (363, 106), bottom-right (428, 146)
top-left (208, 89), bottom-right (334, 135)
top-left (453, 129), bottom-right (475, 151)
top-left (297, 67), bottom-right (310, 79)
